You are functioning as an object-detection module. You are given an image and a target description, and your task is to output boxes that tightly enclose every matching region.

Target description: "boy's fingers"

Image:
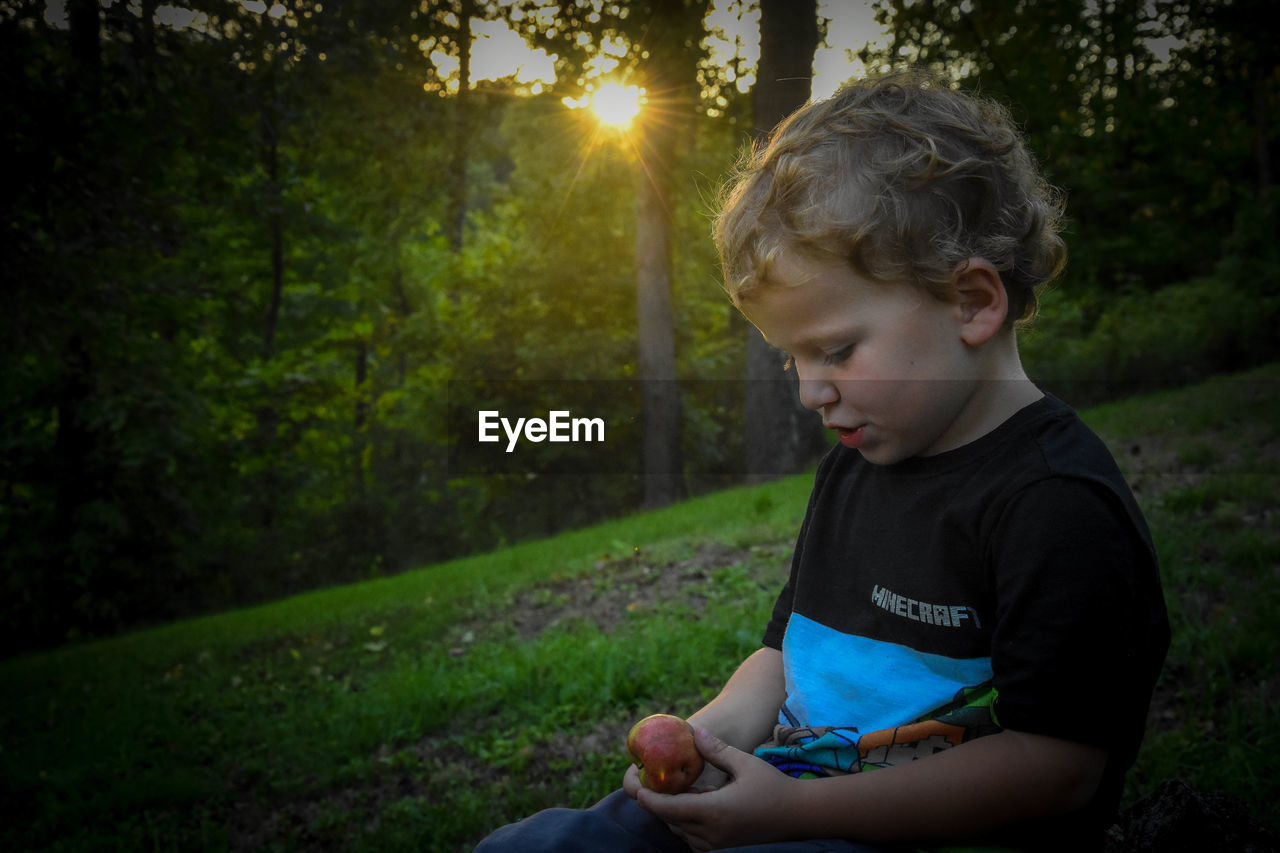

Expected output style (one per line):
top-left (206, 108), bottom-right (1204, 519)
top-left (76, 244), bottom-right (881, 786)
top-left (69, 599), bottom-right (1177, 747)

top-left (621, 763), bottom-right (643, 798)
top-left (637, 787), bottom-right (700, 823)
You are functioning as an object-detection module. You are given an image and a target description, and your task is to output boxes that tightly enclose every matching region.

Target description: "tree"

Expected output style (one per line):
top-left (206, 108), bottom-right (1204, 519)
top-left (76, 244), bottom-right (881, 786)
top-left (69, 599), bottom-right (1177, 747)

top-left (1157, 0), bottom-right (1278, 198)
top-left (859, 0), bottom-right (1269, 294)
top-left (0, 0), bottom-right (454, 650)
top-left (743, 0), bottom-right (826, 481)
top-left (0, 1), bottom-right (258, 647)
top-left (633, 0), bottom-right (706, 506)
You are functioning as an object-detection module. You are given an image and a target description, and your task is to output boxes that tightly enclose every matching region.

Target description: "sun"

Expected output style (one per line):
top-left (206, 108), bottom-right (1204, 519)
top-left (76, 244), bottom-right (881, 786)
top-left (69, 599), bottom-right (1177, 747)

top-left (589, 83), bottom-right (645, 128)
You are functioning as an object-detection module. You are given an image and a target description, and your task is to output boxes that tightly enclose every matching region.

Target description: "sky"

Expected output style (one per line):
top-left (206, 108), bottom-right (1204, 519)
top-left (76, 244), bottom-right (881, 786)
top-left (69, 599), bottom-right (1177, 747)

top-left (461, 0), bottom-right (889, 99)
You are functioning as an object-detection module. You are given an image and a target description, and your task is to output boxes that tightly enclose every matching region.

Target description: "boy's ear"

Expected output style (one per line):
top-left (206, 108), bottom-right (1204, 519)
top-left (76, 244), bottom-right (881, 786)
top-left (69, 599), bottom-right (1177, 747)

top-left (952, 258), bottom-right (1008, 346)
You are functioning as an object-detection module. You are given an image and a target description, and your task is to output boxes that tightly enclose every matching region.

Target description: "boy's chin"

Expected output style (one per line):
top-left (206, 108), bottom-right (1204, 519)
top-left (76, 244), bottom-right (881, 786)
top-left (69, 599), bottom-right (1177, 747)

top-left (853, 433), bottom-right (940, 466)
top-left (851, 441), bottom-right (906, 466)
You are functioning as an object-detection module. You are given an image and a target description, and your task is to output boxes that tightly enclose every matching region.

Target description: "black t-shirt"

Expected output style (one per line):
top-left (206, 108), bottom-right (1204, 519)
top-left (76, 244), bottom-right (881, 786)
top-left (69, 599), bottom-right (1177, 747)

top-left (757, 394), bottom-right (1169, 847)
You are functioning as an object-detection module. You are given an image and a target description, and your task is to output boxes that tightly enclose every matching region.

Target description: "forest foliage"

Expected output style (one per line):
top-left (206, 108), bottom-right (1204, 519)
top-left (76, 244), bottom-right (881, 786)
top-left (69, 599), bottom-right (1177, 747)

top-left (2, 0), bottom-right (1277, 655)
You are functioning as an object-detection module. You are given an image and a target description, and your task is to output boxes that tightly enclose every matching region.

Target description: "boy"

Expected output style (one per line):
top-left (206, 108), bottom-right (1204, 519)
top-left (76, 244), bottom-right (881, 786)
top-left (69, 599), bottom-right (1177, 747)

top-left (476, 69), bottom-right (1169, 852)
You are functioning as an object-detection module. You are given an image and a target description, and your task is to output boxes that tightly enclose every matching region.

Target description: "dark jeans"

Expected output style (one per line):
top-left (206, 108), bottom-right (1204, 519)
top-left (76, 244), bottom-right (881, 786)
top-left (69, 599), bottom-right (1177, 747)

top-left (473, 789), bottom-right (887, 853)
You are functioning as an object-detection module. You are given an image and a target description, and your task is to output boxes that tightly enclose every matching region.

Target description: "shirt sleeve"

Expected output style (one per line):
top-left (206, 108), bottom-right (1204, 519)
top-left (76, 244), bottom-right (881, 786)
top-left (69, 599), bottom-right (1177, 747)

top-left (762, 448), bottom-right (839, 650)
top-left (762, 580), bottom-right (792, 651)
top-left (987, 476), bottom-right (1168, 758)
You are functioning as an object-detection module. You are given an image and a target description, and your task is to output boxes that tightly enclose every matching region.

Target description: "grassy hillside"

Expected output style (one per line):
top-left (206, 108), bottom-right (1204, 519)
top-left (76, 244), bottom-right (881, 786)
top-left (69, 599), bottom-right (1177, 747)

top-left (3, 365), bottom-right (1278, 851)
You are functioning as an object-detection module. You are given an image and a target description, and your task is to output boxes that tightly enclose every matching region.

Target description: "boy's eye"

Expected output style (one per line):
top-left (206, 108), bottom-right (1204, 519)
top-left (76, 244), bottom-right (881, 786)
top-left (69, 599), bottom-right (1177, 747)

top-left (823, 345), bottom-right (854, 365)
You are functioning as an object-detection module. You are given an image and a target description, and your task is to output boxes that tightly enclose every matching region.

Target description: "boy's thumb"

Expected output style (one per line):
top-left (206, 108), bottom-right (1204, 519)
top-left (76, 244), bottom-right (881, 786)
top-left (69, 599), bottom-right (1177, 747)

top-left (693, 727), bottom-right (746, 773)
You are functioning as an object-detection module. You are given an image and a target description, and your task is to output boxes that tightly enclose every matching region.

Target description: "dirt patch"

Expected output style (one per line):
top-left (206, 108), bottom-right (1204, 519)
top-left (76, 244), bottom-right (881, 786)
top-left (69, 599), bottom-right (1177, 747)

top-left (1112, 420), bottom-right (1280, 508)
top-left (444, 539), bottom-right (790, 654)
top-left (1116, 421), bottom-right (1280, 739)
top-left (226, 764), bottom-right (437, 852)
top-left (408, 715), bottom-right (633, 789)
top-left (224, 717), bottom-right (644, 851)
top-left (510, 540), bottom-right (756, 634)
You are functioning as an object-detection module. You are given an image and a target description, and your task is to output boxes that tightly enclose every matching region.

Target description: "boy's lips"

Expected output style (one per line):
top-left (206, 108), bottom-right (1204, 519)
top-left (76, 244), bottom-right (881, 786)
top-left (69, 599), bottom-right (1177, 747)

top-left (834, 425), bottom-right (866, 449)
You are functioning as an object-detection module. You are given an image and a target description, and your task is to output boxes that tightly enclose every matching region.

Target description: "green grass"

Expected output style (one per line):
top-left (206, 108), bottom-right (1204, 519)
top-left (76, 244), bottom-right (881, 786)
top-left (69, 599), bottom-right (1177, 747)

top-left (3, 365), bottom-right (1278, 851)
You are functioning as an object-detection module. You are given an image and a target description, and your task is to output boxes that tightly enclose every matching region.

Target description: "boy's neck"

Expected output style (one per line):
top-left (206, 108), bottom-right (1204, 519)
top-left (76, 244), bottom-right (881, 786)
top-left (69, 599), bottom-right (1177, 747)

top-left (941, 333), bottom-right (1043, 455)
top-left (941, 376), bottom-right (1042, 457)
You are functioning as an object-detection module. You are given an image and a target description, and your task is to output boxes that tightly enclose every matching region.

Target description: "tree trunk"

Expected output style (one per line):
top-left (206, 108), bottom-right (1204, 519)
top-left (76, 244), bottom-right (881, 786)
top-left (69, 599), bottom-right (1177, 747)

top-left (263, 107), bottom-right (284, 359)
top-left (49, 334), bottom-right (96, 643)
top-left (1253, 60), bottom-right (1273, 195)
top-left (635, 130), bottom-right (683, 507)
top-left (66, 0), bottom-right (101, 87)
top-left (633, 0), bottom-right (693, 508)
top-left (744, 0), bottom-right (824, 481)
top-left (353, 338), bottom-right (370, 498)
top-left (256, 80), bottom-right (285, 545)
top-left (446, 0), bottom-right (473, 253)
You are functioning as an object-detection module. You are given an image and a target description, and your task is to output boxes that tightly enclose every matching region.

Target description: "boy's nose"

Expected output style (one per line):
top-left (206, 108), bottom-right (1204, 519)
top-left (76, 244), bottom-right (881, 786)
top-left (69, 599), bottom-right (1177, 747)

top-left (797, 377), bottom-right (839, 412)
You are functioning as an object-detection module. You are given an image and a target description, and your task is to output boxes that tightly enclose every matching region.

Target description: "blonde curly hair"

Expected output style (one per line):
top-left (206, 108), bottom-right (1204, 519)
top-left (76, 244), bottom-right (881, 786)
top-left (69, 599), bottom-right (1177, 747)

top-left (714, 68), bottom-right (1066, 327)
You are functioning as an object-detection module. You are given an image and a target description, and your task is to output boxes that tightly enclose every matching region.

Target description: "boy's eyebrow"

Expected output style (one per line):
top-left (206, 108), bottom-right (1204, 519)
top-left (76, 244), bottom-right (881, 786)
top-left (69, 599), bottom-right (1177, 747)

top-left (768, 321), bottom-right (859, 351)
top-left (757, 323), bottom-right (836, 350)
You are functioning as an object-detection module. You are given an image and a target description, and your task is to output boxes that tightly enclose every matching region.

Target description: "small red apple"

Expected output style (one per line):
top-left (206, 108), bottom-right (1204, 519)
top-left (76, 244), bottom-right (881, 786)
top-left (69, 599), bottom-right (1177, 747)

top-left (626, 713), bottom-right (704, 794)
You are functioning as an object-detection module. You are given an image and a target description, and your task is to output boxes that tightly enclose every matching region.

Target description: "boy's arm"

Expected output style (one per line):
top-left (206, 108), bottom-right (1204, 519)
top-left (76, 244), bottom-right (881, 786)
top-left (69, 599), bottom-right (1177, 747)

top-left (687, 646), bottom-right (785, 752)
top-left (637, 726), bottom-right (1106, 851)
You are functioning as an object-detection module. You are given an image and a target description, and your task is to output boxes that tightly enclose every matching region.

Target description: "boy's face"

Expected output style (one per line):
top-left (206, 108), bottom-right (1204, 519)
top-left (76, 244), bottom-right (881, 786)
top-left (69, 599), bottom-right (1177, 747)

top-left (740, 252), bottom-right (989, 465)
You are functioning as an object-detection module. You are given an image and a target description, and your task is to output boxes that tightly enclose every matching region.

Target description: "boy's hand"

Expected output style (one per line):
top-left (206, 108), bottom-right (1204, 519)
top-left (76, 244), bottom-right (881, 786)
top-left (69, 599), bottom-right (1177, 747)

top-left (622, 747), bottom-right (729, 798)
top-left (634, 727), bottom-right (798, 852)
